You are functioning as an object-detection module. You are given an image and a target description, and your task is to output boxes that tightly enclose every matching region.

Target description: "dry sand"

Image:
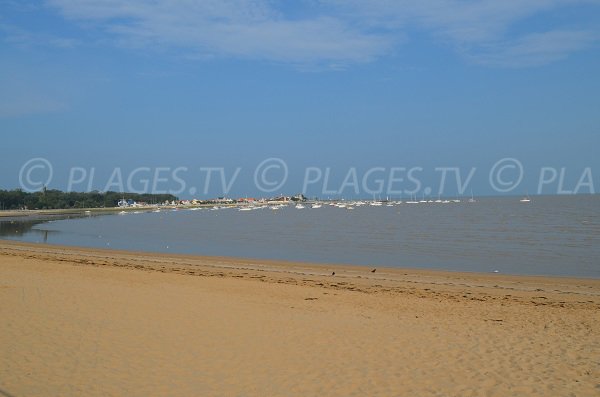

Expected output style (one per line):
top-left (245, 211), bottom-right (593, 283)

top-left (1, 240), bottom-right (599, 396)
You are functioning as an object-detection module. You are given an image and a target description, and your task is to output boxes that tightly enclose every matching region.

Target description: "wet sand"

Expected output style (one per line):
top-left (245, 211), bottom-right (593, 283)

top-left (1, 240), bottom-right (599, 396)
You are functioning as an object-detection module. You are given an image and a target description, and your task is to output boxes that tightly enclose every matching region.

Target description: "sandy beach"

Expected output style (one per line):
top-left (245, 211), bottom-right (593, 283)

top-left (1, 240), bottom-right (599, 396)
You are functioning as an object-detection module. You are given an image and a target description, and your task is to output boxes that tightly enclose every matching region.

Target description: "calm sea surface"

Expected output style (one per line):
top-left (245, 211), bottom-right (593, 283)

top-left (2, 196), bottom-right (599, 278)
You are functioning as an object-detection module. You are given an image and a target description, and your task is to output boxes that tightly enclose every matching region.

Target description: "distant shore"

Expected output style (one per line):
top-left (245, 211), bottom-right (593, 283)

top-left (0, 207), bottom-right (134, 218)
top-left (0, 204), bottom-right (237, 218)
top-left (1, 240), bottom-right (599, 396)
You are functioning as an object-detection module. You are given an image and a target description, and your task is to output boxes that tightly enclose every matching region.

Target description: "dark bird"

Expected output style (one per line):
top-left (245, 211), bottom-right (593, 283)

top-left (371, 268), bottom-right (377, 273)
top-left (331, 271), bottom-right (335, 276)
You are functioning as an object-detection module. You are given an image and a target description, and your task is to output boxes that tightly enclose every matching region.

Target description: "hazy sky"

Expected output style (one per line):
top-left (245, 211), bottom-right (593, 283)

top-left (1, 1), bottom-right (599, 198)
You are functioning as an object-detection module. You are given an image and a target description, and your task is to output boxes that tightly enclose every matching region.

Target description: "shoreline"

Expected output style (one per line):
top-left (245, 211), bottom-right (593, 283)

top-left (1, 239), bottom-right (599, 396)
top-left (2, 239), bottom-right (599, 308)
top-left (2, 237), bottom-right (599, 281)
top-left (0, 204), bottom-right (233, 218)
top-left (0, 207), bottom-right (145, 218)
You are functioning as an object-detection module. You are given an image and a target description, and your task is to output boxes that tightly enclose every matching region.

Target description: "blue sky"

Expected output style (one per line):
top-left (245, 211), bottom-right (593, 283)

top-left (1, 0), bottom-right (599, 198)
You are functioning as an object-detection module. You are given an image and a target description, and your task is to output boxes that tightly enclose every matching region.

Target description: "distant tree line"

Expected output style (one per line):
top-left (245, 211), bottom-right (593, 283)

top-left (0, 189), bottom-right (177, 210)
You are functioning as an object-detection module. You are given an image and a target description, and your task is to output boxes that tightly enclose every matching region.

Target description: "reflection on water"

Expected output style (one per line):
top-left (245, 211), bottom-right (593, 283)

top-left (0, 218), bottom-right (49, 242)
top-left (0, 214), bottom-right (92, 243)
top-left (2, 196), bottom-right (599, 277)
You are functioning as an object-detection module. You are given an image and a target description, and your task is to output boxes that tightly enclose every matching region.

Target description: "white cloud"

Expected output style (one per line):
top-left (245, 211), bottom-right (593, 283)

top-left (46, 0), bottom-right (393, 65)
top-left (0, 23), bottom-right (79, 49)
top-left (327, 0), bottom-right (600, 66)
top-left (471, 30), bottom-right (599, 67)
top-left (42, 0), bottom-right (600, 68)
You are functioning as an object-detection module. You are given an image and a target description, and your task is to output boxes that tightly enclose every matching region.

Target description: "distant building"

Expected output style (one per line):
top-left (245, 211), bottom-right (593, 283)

top-left (118, 199), bottom-right (137, 207)
top-left (291, 194), bottom-right (307, 202)
top-left (215, 197), bottom-right (234, 204)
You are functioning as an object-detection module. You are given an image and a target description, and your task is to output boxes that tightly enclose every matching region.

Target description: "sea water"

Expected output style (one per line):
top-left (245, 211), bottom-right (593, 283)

top-left (2, 195), bottom-right (599, 278)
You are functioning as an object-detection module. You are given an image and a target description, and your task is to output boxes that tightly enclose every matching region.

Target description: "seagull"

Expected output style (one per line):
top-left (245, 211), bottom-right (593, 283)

top-left (331, 271), bottom-right (335, 276)
top-left (371, 268), bottom-right (376, 273)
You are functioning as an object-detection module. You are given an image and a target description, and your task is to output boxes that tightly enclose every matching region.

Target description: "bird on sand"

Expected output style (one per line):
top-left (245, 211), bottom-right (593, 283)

top-left (371, 268), bottom-right (376, 273)
top-left (331, 271), bottom-right (335, 276)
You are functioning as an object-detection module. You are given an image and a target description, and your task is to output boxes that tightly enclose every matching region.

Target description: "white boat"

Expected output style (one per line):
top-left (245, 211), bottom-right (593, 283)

top-left (295, 204), bottom-right (305, 209)
top-left (311, 204), bottom-right (322, 209)
top-left (520, 196), bottom-right (531, 203)
top-left (238, 207), bottom-right (253, 211)
top-left (468, 190), bottom-right (476, 203)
